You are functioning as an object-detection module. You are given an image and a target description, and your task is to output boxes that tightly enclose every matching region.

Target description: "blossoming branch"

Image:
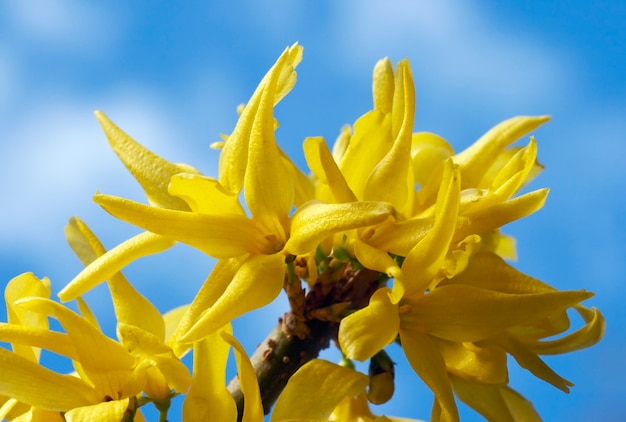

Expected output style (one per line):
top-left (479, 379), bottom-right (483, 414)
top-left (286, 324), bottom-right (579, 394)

top-left (0, 43), bottom-right (604, 422)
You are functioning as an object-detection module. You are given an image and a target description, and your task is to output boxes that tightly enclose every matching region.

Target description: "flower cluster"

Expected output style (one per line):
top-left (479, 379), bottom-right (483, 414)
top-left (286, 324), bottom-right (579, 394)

top-left (0, 44), bottom-right (604, 421)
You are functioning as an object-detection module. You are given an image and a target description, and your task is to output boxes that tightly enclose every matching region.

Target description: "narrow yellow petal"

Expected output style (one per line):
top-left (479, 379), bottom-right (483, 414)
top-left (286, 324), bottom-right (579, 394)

top-left (271, 359), bottom-right (369, 421)
top-left (0, 347), bottom-right (98, 411)
top-left (454, 115), bottom-right (550, 188)
top-left (244, 49), bottom-right (294, 238)
top-left (162, 304), bottom-right (189, 347)
top-left (364, 60), bottom-right (415, 215)
top-left (372, 58), bottom-right (394, 114)
top-left (0, 324), bottom-right (78, 360)
top-left (4, 273), bottom-right (51, 362)
top-left (64, 398), bottom-right (130, 422)
top-left (67, 216), bottom-right (166, 339)
top-left (285, 200), bottom-right (395, 256)
top-left (399, 330), bottom-right (459, 422)
top-left (332, 124), bottom-right (352, 163)
top-left (220, 44), bottom-right (302, 194)
top-left (353, 239), bottom-right (404, 303)
top-left (183, 326), bottom-right (237, 422)
top-left (339, 288), bottom-right (399, 361)
top-left (436, 339), bottom-right (508, 385)
top-left (16, 298), bottom-right (135, 374)
top-left (95, 110), bottom-right (198, 211)
top-left (169, 174), bottom-right (245, 215)
top-left (453, 188), bottom-right (549, 242)
top-left (527, 305), bottom-right (605, 355)
top-left (280, 149), bottom-right (315, 207)
top-left (168, 257), bottom-right (245, 356)
top-left (449, 375), bottom-right (522, 422)
top-left (401, 161), bottom-right (460, 294)
top-left (489, 334), bottom-right (573, 393)
top-left (222, 332), bottom-right (264, 422)
top-left (490, 138), bottom-right (538, 199)
top-left (94, 194), bottom-right (267, 257)
top-left (408, 284), bottom-right (593, 343)
top-left (444, 250), bottom-right (557, 294)
top-left (411, 132), bottom-right (454, 190)
top-left (367, 217), bottom-right (433, 257)
top-left (182, 253), bottom-right (285, 343)
top-left (303, 136), bottom-right (357, 203)
top-left (338, 110), bottom-right (393, 199)
top-left (60, 229), bottom-right (175, 302)
top-left (499, 386), bottom-right (542, 421)
top-left (145, 354), bottom-right (191, 394)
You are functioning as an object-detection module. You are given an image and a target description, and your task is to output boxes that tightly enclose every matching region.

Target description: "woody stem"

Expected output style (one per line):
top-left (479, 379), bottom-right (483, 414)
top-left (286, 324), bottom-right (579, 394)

top-left (227, 317), bottom-right (337, 420)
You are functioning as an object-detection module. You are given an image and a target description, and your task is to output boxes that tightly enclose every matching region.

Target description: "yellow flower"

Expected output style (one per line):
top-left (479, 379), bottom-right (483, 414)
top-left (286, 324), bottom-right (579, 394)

top-left (0, 217), bottom-right (193, 420)
top-left (271, 359), bottom-right (422, 422)
top-left (183, 325), bottom-right (263, 422)
top-left (66, 44), bottom-right (394, 344)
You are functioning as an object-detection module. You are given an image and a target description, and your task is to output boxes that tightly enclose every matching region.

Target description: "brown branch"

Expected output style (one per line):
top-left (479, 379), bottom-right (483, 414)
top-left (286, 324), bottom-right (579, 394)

top-left (227, 265), bottom-right (383, 421)
top-left (227, 318), bottom-right (337, 420)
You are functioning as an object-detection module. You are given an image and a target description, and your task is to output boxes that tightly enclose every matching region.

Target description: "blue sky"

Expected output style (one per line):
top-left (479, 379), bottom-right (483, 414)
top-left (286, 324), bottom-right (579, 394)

top-left (1, 1), bottom-right (624, 420)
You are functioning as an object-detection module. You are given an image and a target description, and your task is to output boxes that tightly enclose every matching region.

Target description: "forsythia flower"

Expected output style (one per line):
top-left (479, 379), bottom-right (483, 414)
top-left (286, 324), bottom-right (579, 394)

top-left (0, 218), bottom-right (191, 420)
top-left (0, 43), bottom-right (604, 421)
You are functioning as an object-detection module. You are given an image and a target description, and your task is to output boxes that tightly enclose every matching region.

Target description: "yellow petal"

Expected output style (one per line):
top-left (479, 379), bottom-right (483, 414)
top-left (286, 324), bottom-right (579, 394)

top-left (490, 138), bottom-right (538, 199)
top-left (16, 298), bottom-right (135, 383)
top-left (303, 136), bottom-right (357, 203)
top-left (285, 200), bottom-right (395, 255)
top-left (162, 304), bottom-right (189, 347)
top-left (222, 332), bottom-right (263, 422)
top-left (450, 375), bottom-right (541, 422)
top-left (182, 253), bottom-right (285, 343)
top-left (364, 59), bottom-right (415, 215)
top-left (436, 339), bottom-right (508, 385)
top-left (0, 347), bottom-right (98, 411)
top-left (443, 250), bottom-right (556, 294)
top-left (94, 194), bottom-right (269, 257)
top-left (169, 174), bottom-right (245, 215)
top-left (411, 132), bottom-right (454, 190)
top-left (499, 386), bottom-right (542, 421)
top-left (66, 217), bottom-right (167, 339)
top-left (453, 188), bottom-right (549, 242)
top-left (353, 239), bottom-right (404, 303)
top-left (280, 149), bottom-right (315, 207)
top-left (144, 354), bottom-right (191, 394)
top-left (372, 58), bottom-right (394, 114)
top-left (0, 323), bottom-right (78, 360)
top-left (244, 49), bottom-right (294, 239)
top-left (367, 217), bottom-right (433, 257)
top-left (4, 273), bottom-right (51, 362)
top-left (401, 161), bottom-right (460, 294)
top-left (407, 284), bottom-right (593, 343)
top-left (168, 257), bottom-right (245, 355)
top-left (453, 115), bottom-right (550, 188)
top-left (95, 110), bottom-right (198, 211)
top-left (338, 110), bottom-right (393, 200)
top-left (527, 305), bottom-right (605, 355)
top-left (60, 228), bottom-right (175, 301)
top-left (339, 288), bottom-right (399, 361)
top-left (399, 330), bottom-right (459, 422)
top-left (489, 334), bottom-right (573, 393)
top-left (332, 125), bottom-right (352, 163)
top-left (183, 326), bottom-right (237, 422)
top-left (64, 398), bottom-right (130, 422)
top-left (220, 44), bottom-right (302, 194)
top-left (271, 359), bottom-right (369, 421)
